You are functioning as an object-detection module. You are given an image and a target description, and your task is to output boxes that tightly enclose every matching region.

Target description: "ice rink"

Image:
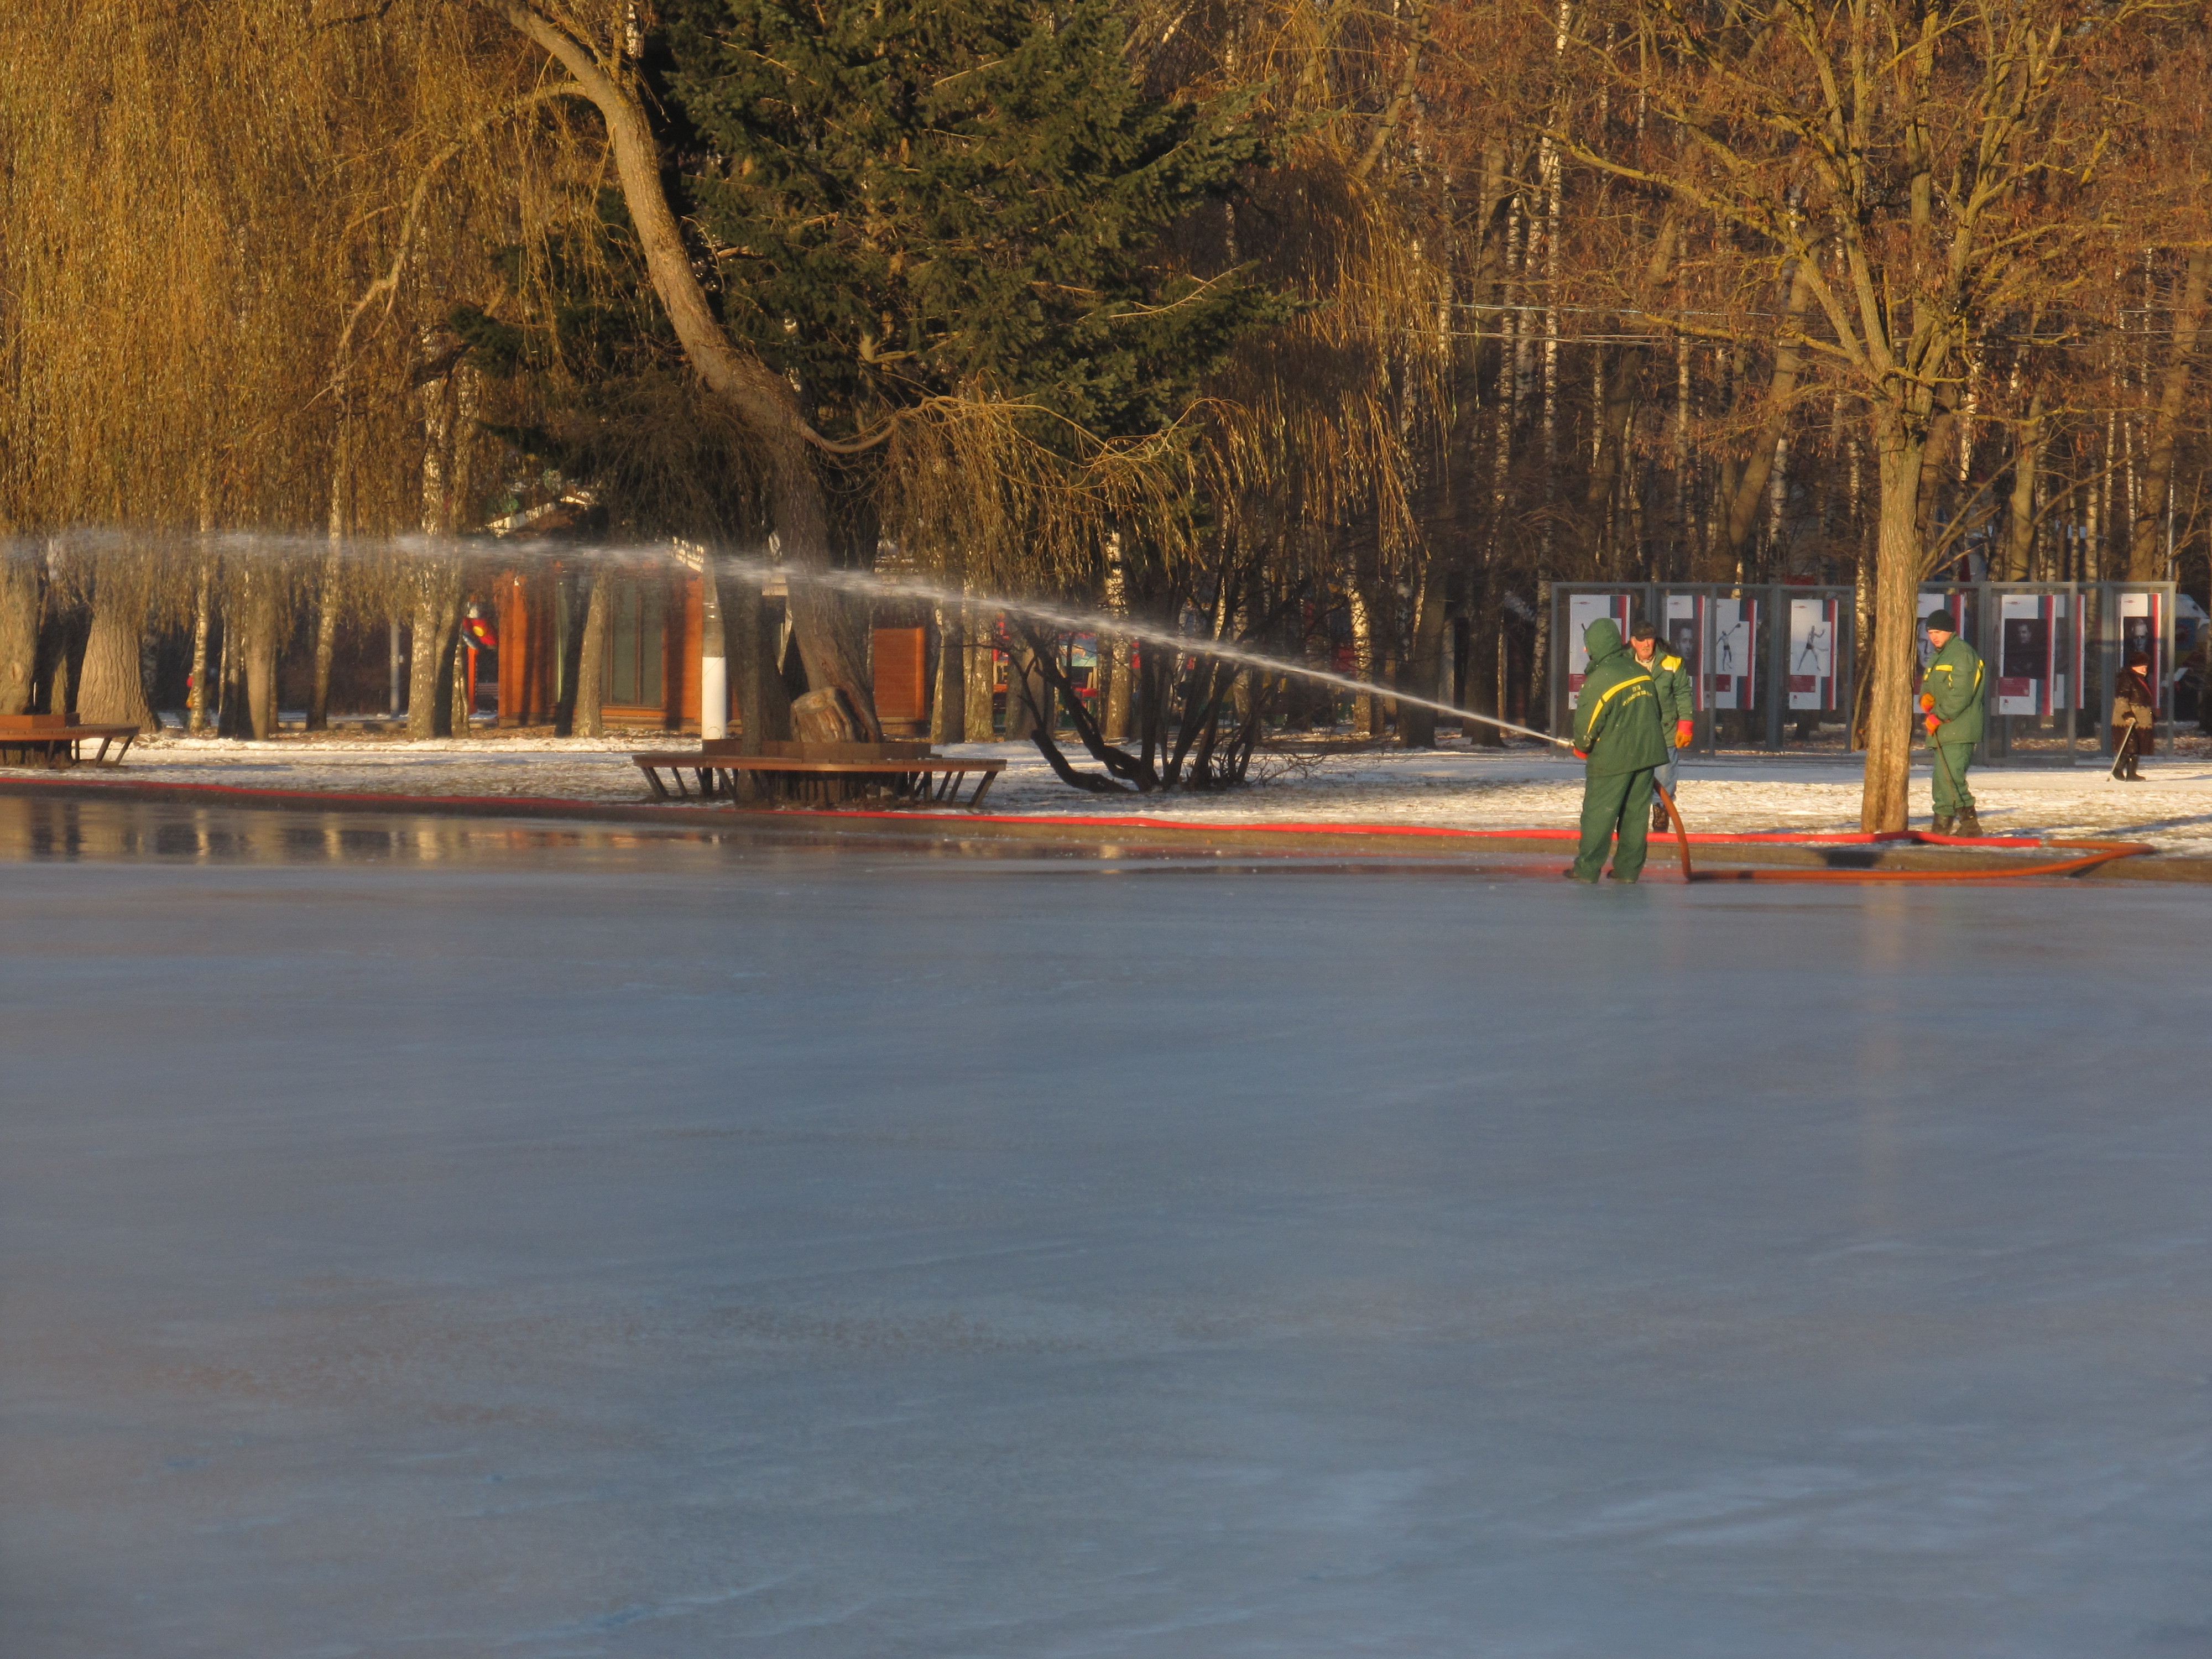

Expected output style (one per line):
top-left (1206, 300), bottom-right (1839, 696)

top-left (4, 795), bottom-right (2210, 1657)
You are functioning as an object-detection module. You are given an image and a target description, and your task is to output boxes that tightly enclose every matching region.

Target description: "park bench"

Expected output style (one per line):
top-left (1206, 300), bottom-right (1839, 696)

top-left (632, 739), bottom-right (1006, 810)
top-left (0, 713), bottom-right (142, 769)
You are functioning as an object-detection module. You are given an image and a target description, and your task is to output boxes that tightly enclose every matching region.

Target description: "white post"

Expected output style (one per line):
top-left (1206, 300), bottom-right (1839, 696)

top-left (698, 550), bottom-right (728, 740)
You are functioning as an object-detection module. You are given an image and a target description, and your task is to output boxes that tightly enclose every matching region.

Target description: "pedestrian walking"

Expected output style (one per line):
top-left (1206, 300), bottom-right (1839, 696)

top-left (1629, 620), bottom-right (1695, 833)
top-left (1919, 609), bottom-right (1985, 836)
top-left (2112, 649), bottom-right (2156, 781)
top-left (1568, 618), bottom-right (1669, 884)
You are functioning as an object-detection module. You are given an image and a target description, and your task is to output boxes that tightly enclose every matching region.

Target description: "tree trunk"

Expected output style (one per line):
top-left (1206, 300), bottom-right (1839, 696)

top-left (1723, 259), bottom-right (1817, 565)
top-left (1860, 415), bottom-right (1929, 832)
top-left (407, 564), bottom-right (461, 739)
top-left (307, 555), bottom-right (341, 731)
top-left (930, 605), bottom-right (966, 743)
top-left (1003, 645), bottom-right (1050, 739)
top-left (1999, 394), bottom-right (2044, 581)
top-left (965, 609), bottom-right (998, 737)
top-left (1461, 575), bottom-right (1504, 746)
top-left (0, 544), bottom-right (37, 716)
top-left (1348, 578), bottom-right (1378, 737)
top-left (1526, 580), bottom-right (1552, 732)
top-left (2130, 245), bottom-right (2210, 580)
top-left (186, 565), bottom-right (213, 732)
top-left (1397, 565), bottom-right (1450, 747)
top-left (77, 575), bottom-right (156, 731)
top-left (572, 571), bottom-right (608, 739)
top-left (241, 572), bottom-right (280, 740)
top-left (449, 629), bottom-right (471, 736)
top-left (499, 6), bottom-right (878, 737)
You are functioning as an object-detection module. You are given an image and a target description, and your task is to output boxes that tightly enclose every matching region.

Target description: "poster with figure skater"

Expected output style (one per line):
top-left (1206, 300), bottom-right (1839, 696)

top-left (1787, 597), bottom-right (1839, 710)
top-left (1710, 597), bottom-right (1756, 709)
top-left (1663, 592), bottom-right (1705, 711)
top-left (1995, 593), bottom-right (2065, 716)
top-left (1564, 592), bottom-right (1634, 708)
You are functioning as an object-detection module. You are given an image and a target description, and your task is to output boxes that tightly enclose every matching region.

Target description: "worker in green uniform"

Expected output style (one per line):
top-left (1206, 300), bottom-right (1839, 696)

top-left (1919, 609), bottom-right (1985, 836)
top-left (1630, 620), bottom-right (1697, 833)
top-left (1568, 617), bottom-right (1670, 883)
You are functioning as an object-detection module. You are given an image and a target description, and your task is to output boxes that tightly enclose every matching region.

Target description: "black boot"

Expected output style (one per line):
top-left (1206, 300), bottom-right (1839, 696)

top-left (1931, 814), bottom-right (1955, 836)
top-left (1954, 806), bottom-right (1982, 837)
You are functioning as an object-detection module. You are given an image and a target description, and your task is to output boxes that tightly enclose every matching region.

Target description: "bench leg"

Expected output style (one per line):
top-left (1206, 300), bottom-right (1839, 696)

top-left (639, 766), bottom-right (671, 801)
top-left (968, 773), bottom-right (997, 809)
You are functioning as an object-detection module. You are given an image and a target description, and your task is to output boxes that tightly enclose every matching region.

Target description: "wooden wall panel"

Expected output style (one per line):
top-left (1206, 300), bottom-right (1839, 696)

top-left (873, 627), bottom-right (928, 733)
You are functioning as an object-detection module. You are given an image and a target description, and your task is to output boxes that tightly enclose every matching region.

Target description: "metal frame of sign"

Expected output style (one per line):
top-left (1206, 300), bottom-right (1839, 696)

top-left (1547, 580), bottom-right (2176, 761)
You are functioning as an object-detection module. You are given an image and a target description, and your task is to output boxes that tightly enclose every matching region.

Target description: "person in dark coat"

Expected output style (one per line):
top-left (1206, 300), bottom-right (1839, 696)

top-left (2112, 650), bottom-right (2156, 781)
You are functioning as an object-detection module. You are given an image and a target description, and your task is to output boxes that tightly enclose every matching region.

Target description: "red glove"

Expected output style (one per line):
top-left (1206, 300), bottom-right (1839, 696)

top-left (1572, 748), bottom-right (1588, 760)
top-left (1675, 719), bottom-right (1693, 748)
top-left (1924, 714), bottom-right (1941, 735)
top-left (1919, 693), bottom-right (1936, 713)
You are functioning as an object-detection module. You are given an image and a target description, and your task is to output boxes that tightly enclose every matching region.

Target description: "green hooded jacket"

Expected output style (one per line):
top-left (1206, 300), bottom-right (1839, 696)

top-left (1646, 645), bottom-right (1694, 727)
top-left (1573, 619), bottom-right (1669, 775)
top-left (1923, 634), bottom-right (1985, 748)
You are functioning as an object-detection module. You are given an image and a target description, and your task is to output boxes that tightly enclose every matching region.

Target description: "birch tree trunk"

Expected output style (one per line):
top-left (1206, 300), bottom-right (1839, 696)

top-left (406, 566), bottom-right (461, 739)
top-left (186, 564), bottom-right (213, 732)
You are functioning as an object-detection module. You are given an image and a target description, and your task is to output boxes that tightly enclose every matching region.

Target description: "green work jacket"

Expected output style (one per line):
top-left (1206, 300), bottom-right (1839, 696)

top-left (1646, 650), bottom-right (1694, 727)
top-left (1923, 635), bottom-right (1985, 748)
top-left (1574, 620), bottom-right (1669, 775)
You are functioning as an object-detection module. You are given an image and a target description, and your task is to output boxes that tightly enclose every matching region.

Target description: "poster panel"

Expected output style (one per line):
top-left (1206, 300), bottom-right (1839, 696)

top-left (1710, 597), bottom-right (1756, 710)
top-left (1564, 592), bottom-right (1635, 708)
top-left (1663, 593), bottom-right (1705, 712)
top-left (2119, 591), bottom-right (2162, 694)
top-left (1787, 597), bottom-right (1839, 710)
top-left (1995, 593), bottom-right (2065, 716)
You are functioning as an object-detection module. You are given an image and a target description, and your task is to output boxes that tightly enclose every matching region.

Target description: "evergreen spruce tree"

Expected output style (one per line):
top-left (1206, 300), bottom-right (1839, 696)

top-left (661, 0), bottom-right (1282, 449)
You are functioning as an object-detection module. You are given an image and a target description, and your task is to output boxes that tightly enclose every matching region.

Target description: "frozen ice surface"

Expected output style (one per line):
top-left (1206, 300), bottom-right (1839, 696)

top-left (3, 795), bottom-right (2210, 1657)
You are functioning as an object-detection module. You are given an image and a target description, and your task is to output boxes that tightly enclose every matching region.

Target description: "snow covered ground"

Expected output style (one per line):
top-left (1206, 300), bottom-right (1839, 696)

top-left (29, 728), bottom-right (2212, 851)
top-left (6, 804), bottom-right (2212, 1656)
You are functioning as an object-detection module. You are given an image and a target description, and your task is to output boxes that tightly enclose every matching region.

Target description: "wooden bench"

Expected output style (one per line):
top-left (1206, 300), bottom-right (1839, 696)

top-left (0, 716), bottom-right (142, 769)
top-left (632, 749), bottom-right (1006, 810)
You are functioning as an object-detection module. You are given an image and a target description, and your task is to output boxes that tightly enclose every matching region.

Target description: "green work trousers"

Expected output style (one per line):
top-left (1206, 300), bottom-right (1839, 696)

top-left (1929, 742), bottom-right (1976, 815)
top-left (1572, 766), bottom-right (1656, 883)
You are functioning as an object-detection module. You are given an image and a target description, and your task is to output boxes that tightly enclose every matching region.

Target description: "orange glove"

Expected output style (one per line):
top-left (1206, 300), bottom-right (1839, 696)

top-left (1572, 748), bottom-right (1588, 760)
top-left (1919, 693), bottom-right (1936, 713)
top-left (1924, 713), bottom-right (1941, 735)
top-left (1675, 719), bottom-right (1694, 748)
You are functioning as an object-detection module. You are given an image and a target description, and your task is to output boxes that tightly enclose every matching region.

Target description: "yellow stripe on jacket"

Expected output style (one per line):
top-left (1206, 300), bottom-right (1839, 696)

top-left (1584, 671), bottom-right (1654, 738)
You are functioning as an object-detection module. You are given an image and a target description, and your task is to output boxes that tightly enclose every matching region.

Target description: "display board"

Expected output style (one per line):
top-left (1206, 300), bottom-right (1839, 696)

top-left (1787, 596), bottom-right (1840, 711)
top-left (1994, 592), bottom-right (2072, 716)
top-left (1710, 597), bottom-right (1756, 710)
top-left (1564, 591), bottom-right (1634, 709)
top-left (2120, 590), bottom-right (2162, 690)
top-left (1663, 593), bottom-right (1705, 711)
